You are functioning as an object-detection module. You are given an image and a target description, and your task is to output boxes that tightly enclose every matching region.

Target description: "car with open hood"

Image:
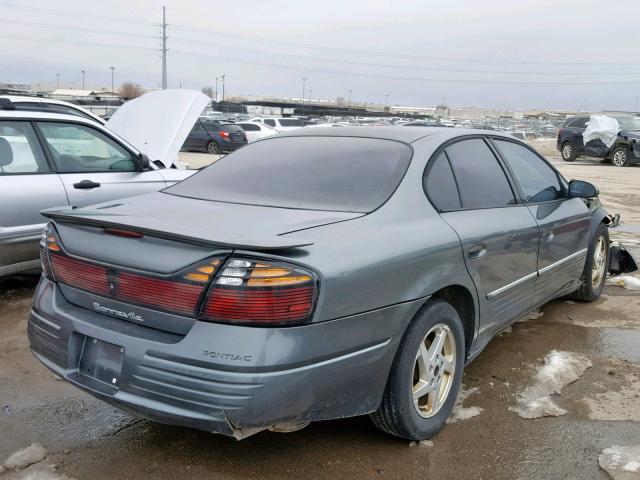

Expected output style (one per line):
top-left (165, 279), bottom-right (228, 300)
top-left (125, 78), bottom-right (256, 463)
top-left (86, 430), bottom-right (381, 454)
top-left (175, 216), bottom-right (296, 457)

top-left (0, 90), bottom-right (209, 277)
top-left (29, 127), bottom-right (636, 441)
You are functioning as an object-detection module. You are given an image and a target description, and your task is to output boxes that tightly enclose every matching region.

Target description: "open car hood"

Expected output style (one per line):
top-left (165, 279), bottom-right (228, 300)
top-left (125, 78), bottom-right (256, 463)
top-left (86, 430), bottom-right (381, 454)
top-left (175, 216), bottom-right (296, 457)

top-left (106, 90), bottom-right (210, 169)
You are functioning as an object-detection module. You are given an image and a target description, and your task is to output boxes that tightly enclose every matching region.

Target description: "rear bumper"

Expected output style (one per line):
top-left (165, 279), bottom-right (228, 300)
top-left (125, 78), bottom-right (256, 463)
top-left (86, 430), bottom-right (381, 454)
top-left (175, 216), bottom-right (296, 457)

top-left (28, 277), bottom-right (419, 438)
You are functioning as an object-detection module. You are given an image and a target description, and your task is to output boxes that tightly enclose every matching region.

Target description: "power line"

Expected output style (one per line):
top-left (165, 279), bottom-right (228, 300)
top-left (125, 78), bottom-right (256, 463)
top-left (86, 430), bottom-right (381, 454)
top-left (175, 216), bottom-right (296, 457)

top-left (2, 18), bottom-right (155, 40)
top-left (170, 36), bottom-right (640, 76)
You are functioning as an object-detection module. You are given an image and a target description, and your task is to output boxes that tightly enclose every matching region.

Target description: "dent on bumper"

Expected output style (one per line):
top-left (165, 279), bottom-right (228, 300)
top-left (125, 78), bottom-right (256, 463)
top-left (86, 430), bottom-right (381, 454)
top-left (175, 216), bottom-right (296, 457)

top-left (28, 277), bottom-right (421, 438)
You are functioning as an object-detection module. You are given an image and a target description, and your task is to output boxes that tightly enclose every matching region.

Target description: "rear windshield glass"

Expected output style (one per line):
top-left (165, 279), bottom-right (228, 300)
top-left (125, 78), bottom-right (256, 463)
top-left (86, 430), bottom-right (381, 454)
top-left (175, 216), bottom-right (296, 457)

top-left (278, 119), bottom-right (304, 127)
top-left (165, 136), bottom-right (412, 212)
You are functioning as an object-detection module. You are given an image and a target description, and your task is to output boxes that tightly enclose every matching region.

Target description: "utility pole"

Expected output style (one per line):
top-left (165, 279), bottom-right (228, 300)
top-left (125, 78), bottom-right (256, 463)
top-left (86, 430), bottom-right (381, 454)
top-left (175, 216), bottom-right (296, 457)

top-left (308, 89), bottom-right (312, 102)
top-left (110, 66), bottom-right (115, 94)
top-left (301, 77), bottom-right (307, 114)
top-left (81, 70), bottom-right (85, 90)
top-left (348, 89), bottom-right (352, 107)
top-left (215, 76), bottom-right (219, 102)
top-left (161, 5), bottom-right (168, 89)
top-left (385, 94), bottom-right (389, 108)
top-left (221, 74), bottom-right (226, 101)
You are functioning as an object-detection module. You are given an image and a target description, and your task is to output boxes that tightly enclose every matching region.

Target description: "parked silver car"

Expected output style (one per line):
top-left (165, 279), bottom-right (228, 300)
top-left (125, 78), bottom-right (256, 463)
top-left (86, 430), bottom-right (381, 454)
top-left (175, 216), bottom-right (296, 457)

top-left (0, 90), bottom-right (209, 277)
top-left (30, 127), bottom-right (635, 441)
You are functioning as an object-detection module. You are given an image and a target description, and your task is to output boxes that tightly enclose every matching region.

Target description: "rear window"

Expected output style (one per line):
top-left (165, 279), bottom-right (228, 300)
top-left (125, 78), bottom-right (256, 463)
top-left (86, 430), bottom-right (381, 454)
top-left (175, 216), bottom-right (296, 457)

top-left (279, 119), bottom-right (303, 127)
top-left (166, 136), bottom-right (412, 212)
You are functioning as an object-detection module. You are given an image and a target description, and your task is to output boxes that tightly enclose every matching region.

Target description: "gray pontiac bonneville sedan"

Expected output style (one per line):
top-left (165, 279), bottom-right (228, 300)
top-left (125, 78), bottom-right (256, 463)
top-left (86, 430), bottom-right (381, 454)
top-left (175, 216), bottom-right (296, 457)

top-left (28, 127), bottom-right (632, 440)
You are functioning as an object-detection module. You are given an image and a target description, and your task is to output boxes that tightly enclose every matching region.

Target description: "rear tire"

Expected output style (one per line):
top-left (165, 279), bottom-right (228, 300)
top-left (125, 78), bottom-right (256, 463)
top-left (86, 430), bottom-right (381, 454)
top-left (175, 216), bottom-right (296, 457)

top-left (206, 141), bottom-right (220, 155)
top-left (561, 142), bottom-right (577, 162)
top-left (569, 222), bottom-right (609, 302)
top-left (612, 146), bottom-right (629, 167)
top-left (370, 299), bottom-right (465, 440)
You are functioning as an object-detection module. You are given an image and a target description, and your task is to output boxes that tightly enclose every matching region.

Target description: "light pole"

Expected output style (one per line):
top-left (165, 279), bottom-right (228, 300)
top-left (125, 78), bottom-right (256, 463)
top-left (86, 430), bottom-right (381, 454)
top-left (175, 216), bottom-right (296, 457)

top-left (220, 74), bottom-right (226, 101)
top-left (215, 76), bottom-right (219, 102)
top-left (110, 66), bottom-right (115, 94)
top-left (301, 77), bottom-right (307, 114)
top-left (55, 73), bottom-right (59, 89)
top-left (385, 94), bottom-right (389, 108)
top-left (81, 70), bottom-right (85, 90)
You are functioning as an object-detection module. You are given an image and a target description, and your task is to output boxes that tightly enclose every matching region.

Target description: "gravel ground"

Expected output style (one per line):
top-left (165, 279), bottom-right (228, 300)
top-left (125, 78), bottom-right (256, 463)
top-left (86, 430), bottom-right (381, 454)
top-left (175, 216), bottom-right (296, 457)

top-left (1, 140), bottom-right (639, 480)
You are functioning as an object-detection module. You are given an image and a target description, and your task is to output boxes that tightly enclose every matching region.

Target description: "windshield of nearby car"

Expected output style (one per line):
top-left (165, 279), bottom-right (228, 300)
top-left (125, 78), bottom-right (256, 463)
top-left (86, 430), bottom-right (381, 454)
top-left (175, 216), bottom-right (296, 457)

top-left (165, 136), bottom-right (412, 212)
top-left (278, 119), bottom-right (304, 127)
top-left (613, 116), bottom-right (640, 131)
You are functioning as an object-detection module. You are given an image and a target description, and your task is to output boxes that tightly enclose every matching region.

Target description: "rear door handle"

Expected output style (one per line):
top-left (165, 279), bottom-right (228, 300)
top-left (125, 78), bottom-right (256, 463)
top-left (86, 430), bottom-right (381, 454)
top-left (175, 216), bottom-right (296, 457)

top-left (73, 180), bottom-right (101, 189)
top-left (468, 244), bottom-right (487, 260)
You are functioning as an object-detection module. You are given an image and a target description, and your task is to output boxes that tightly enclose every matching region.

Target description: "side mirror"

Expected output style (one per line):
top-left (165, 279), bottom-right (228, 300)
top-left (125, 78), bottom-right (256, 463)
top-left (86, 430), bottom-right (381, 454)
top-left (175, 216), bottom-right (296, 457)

top-left (134, 153), bottom-right (151, 171)
top-left (569, 180), bottom-right (598, 198)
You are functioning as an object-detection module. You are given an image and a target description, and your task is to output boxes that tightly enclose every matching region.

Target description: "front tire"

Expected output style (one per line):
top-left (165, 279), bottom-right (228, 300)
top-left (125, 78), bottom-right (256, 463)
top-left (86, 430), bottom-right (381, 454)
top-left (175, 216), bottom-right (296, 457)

top-left (561, 142), bottom-right (577, 162)
top-left (370, 299), bottom-right (465, 440)
top-left (569, 222), bottom-right (609, 302)
top-left (612, 146), bottom-right (629, 167)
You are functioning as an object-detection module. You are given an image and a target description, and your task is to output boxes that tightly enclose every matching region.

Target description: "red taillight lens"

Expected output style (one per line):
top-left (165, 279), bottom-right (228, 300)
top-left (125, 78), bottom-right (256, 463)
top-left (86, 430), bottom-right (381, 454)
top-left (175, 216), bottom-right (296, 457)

top-left (51, 254), bottom-right (110, 296)
top-left (219, 131), bottom-right (230, 138)
top-left (200, 257), bottom-right (317, 325)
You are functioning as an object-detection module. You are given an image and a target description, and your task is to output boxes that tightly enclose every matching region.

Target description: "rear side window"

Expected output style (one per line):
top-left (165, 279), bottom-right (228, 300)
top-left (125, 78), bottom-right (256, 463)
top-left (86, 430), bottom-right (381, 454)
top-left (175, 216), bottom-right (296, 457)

top-left (424, 153), bottom-right (461, 211)
top-left (264, 119), bottom-right (276, 127)
top-left (569, 117), bottom-right (588, 128)
top-left (166, 136), bottom-right (412, 213)
top-left (0, 121), bottom-right (49, 174)
top-left (494, 140), bottom-right (563, 203)
top-left (279, 119), bottom-right (303, 127)
top-left (445, 139), bottom-right (516, 209)
top-left (238, 123), bottom-right (259, 131)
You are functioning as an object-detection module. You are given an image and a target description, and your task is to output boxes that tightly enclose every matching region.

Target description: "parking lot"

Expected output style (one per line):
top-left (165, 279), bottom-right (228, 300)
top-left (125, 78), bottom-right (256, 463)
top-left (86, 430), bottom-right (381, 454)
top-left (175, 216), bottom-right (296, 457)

top-left (1, 141), bottom-right (640, 480)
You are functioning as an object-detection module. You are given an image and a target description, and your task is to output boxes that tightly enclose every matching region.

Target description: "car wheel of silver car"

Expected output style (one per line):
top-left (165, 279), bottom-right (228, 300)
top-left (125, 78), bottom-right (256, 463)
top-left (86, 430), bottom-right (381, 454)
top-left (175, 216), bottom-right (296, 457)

top-left (569, 222), bottom-right (609, 302)
top-left (206, 141), bottom-right (220, 155)
top-left (370, 299), bottom-right (465, 440)
top-left (611, 147), bottom-right (629, 167)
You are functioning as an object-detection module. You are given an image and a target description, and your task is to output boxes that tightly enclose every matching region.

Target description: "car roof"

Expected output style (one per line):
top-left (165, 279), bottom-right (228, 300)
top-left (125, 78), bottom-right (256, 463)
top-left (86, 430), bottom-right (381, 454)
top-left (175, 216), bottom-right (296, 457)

top-left (275, 126), bottom-right (515, 144)
top-left (0, 109), bottom-right (104, 124)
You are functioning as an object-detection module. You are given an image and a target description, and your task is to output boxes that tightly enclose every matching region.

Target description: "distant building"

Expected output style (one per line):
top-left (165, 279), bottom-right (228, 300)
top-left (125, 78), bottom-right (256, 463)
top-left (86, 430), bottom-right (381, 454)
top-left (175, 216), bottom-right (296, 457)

top-left (50, 89), bottom-right (121, 100)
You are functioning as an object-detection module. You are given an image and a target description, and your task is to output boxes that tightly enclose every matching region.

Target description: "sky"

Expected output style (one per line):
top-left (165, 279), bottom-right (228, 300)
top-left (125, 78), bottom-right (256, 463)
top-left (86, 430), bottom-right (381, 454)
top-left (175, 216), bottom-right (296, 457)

top-left (1, 0), bottom-right (639, 111)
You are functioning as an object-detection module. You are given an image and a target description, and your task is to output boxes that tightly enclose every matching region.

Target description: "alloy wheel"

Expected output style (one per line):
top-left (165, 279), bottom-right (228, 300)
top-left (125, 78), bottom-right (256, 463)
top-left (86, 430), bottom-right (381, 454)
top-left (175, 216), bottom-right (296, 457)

top-left (412, 324), bottom-right (456, 418)
top-left (612, 149), bottom-right (627, 167)
top-left (562, 144), bottom-right (573, 160)
top-left (591, 235), bottom-right (607, 288)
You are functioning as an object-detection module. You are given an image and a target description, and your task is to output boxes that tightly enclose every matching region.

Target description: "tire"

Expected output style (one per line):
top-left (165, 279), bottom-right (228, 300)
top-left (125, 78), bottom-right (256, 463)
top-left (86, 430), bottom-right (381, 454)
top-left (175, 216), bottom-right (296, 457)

top-left (561, 142), bottom-right (577, 162)
top-left (370, 299), bottom-right (465, 440)
top-left (569, 222), bottom-right (609, 302)
top-left (206, 141), bottom-right (220, 155)
top-left (611, 146), bottom-right (629, 167)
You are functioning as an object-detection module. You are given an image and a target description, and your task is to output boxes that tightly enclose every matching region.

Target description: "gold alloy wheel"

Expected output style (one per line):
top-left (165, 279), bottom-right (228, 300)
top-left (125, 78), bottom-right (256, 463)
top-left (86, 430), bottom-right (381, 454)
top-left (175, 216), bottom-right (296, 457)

top-left (592, 235), bottom-right (607, 288)
top-left (412, 324), bottom-right (456, 418)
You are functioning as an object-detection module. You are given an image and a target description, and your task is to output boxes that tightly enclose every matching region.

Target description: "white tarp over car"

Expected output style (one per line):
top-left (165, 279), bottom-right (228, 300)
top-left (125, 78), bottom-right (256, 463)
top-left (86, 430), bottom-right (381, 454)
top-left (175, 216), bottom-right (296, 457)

top-left (583, 115), bottom-right (620, 149)
top-left (106, 89), bottom-right (210, 169)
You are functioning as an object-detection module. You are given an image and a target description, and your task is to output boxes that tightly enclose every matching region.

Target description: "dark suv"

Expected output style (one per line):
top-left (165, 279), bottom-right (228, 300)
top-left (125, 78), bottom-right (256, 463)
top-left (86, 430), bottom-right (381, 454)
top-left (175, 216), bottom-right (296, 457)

top-left (557, 115), bottom-right (640, 166)
top-left (182, 120), bottom-right (247, 154)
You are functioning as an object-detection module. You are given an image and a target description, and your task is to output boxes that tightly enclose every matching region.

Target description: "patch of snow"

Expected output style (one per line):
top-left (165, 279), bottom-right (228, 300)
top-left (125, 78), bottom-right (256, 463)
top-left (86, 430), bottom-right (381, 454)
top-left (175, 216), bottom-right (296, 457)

top-left (3, 443), bottom-right (47, 470)
top-left (606, 275), bottom-right (640, 291)
top-left (409, 440), bottom-right (434, 448)
top-left (447, 385), bottom-right (483, 423)
top-left (599, 445), bottom-right (640, 479)
top-left (509, 350), bottom-right (591, 419)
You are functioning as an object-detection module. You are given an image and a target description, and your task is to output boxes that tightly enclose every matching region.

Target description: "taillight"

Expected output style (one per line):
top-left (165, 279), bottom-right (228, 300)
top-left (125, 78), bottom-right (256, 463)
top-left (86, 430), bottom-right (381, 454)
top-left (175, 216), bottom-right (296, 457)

top-left (219, 131), bottom-right (230, 138)
top-left (200, 257), bottom-right (317, 325)
top-left (40, 223), bottom-right (59, 281)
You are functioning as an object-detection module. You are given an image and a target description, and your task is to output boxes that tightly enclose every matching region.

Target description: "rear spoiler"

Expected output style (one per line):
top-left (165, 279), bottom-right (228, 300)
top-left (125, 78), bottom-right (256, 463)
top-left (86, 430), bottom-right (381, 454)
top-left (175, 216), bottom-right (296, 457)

top-left (41, 207), bottom-right (314, 251)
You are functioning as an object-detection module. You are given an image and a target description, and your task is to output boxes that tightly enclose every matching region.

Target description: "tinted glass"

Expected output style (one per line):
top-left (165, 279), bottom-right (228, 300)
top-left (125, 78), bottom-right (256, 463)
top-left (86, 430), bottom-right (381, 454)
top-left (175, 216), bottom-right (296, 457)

top-left (264, 119), bottom-right (276, 127)
top-left (494, 140), bottom-right (563, 203)
top-left (238, 123), bottom-right (259, 131)
top-left (166, 137), bottom-right (412, 213)
top-left (38, 122), bottom-right (135, 173)
top-left (424, 153), bottom-right (461, 211)
top-left (13, 102), bottom-right (96, 121)
top-left (0, 121), bottom-right (49, 173)
top-left (571, 117), bottom-right (588, 128)
top-left (279, 119), bottom-right (304, 127)
top-left (446, 139), bottom-right (515, 209)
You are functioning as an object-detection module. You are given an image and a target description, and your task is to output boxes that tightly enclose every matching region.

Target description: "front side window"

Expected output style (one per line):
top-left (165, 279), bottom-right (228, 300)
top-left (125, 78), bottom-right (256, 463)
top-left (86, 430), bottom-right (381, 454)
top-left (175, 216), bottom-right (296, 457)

top-left (37, 122), bottom-right (135, 173)
top-left (166, 136), bottom-right (412, 213)
top-left (494, 140), bottom-right (564, 203)
top-left (445, 138), bottom-right (516, 209)
top-left (424, 152), bottom-right (461, 211)
top-left (0, 121), bottom-right (49, 174)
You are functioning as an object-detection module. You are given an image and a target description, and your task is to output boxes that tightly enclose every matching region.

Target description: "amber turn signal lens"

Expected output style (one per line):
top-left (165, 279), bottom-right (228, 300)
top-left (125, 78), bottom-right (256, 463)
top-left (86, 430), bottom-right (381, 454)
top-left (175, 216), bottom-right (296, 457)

top-left (183, 273), bottom-right (211, 282)
top-left (250, 268), bottom-right (291, 278)
top-left (247, 275), bottom-right (312, 287)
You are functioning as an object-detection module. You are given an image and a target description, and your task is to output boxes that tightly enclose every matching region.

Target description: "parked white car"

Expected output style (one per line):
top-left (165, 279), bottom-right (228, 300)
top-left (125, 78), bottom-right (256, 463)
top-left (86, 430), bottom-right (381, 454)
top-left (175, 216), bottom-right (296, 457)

top-left (0, 95), bottom-right (106, 124)
top-left (235, 121), bottom-right (277, 142)
top-left (0, 89), bottom-right (208, 276)
top-left (250, 117), bottom-right (305, 132)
